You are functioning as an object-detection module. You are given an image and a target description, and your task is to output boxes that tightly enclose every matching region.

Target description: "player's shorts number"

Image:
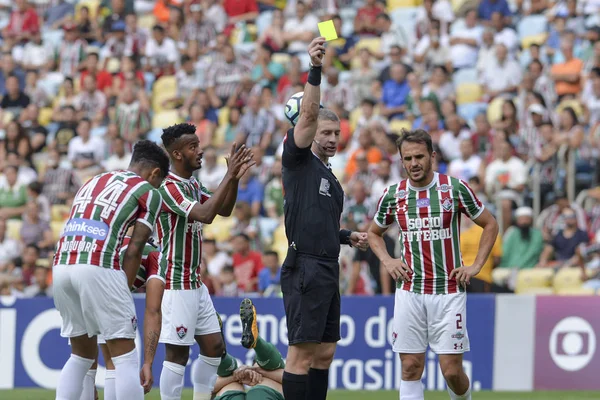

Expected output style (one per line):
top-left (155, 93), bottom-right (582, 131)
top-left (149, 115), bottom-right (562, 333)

top-left (74, 179), bottom-right (128, 218)
top-left (456, 313), bottom-right (463, 330)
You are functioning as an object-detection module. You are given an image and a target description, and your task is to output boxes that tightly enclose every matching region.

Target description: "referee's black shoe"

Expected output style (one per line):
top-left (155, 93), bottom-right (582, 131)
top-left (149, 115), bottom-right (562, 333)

top-left (240, 298), bottom-right (258, 349)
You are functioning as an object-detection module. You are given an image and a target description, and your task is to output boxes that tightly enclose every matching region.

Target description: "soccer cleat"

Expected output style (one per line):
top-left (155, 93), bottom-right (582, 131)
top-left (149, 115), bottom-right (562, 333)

top-left (240, 298), bottom-right (259, 349)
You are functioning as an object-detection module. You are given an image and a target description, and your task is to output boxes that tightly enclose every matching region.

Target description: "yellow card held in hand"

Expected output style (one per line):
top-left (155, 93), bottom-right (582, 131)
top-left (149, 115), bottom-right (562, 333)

top-left (318, 20), bottom-right (338, 41)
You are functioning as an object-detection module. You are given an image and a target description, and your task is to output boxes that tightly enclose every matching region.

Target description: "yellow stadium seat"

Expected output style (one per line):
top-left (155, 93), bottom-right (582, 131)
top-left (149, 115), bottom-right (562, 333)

top-left (452, 0), bottom-right (468, 12)
top-left (492, 268), bottom-right (512, 286)
top-left (6, 219), bottom-right (22, 240)
top-left (218, 107), bottom-right (230, 128)
top-left (349, 108), bottom-right (363, 132)
top-left (517, 287), bottom-right (555, 295)
top-left (521, 33), bottom-right (548, 50)
top-left (76, 0), bottom-right (100, 19)
top-left (486, 96), bottom-right (504, 123)
top-left (515, 268), bottom-right (554, 294)
top-left (356, 38), bottom-right (382, 54)
top-left (387, 0), bottom-right (418, 10)
top-left (152, 110), bottom-right (183, 129)
top-left (556, 287), bottom-right (596, 296)
top-left (152, 76), bottom-right (178, 112)
top-left (456, 83), bottom-right (482, 105)
top-left (553, 267), bottom-right (583, 291)
top-left (51, 205), bottom-right (71, 223)
top-left (556, 99), bottom-right (584, 119)
top-left (2, 111), bottom-right (14, 124)
top-left (389, 119), bottom-right (412, 133)
top-left (137, 14), bottom-right (157, 31)
top-left (38, 107), bottom-right (53, 127)
top-left (202, 216), bottom-right (235, 243)
top-left (272, 53), bottom-right (291, 66)
top-left (271, 223), bottom-right (288, 263)
top-left (51, 221), bottom-right (66, 242)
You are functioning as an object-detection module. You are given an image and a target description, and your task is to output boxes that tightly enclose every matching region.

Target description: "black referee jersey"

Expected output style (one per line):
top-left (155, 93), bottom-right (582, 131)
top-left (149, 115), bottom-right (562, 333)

top-left (281, 128), bottom-right (344, 259)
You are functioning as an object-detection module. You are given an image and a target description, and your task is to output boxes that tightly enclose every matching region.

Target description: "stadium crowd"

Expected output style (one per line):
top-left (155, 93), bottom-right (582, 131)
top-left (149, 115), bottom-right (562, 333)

top-left (1, 0), bottom-right (600, 298)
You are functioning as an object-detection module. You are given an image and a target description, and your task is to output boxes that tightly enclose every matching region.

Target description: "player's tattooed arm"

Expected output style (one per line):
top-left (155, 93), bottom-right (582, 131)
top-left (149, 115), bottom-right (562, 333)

top-left (123, 222), bottom-right (153, 287)
top-left (140, 278), bottom-right (164, 393)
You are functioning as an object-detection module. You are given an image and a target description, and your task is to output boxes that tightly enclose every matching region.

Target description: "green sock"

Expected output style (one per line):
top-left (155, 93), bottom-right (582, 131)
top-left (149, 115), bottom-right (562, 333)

top-left (254, 337), bottom-right (285, 371)
top-left (217, 353), bottom-right (238, 377)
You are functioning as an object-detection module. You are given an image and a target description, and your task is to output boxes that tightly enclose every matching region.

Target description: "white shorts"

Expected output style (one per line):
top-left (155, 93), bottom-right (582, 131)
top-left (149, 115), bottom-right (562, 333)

top-left (68, 334), bottom-right (105, 346)
top-left (53, 264), bottom-right (138, 341)
top-left (159, 285), bottom-right (220, 346)
top-left (392, 289), bottom-right (470, 354)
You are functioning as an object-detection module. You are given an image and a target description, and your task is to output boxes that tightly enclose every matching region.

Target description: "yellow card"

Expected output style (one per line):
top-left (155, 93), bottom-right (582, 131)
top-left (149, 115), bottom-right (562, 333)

top-left (318, 20), bottom-right (338, 41)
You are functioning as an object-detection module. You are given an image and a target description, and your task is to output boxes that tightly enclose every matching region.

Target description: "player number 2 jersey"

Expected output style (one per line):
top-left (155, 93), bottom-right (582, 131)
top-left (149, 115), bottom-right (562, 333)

top-left (374, 173), bottom-right (484, 295)
top-left (53, 171), bottom-right (162, 270)
top-left (157, 172), bottom-right (211, 290)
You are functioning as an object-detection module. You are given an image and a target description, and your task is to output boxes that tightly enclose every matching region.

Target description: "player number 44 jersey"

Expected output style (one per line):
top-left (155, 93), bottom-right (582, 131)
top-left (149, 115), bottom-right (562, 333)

top-left (53, 171), bottom-right (162, 270)
top-left (156, 172), bottom-right (212, 290)
top-left (374, 173), bottom-right (484, 295)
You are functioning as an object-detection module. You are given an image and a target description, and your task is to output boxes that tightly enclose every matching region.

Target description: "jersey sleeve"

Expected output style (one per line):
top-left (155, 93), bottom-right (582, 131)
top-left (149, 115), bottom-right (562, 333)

top-left (373, 185), bottom-right (396, 228)
top-left (160, 180), bottom-right (198, 217)
top-left (136, 187), bottom-right (162, 230)
top-left (457, 179), bottom-right (485, 220)
top-left (200, 183), bottom-right (212, 204)
top-left (144, 251), bottom-right (165, 284)
top-left (281, 128), bottom-right (312, 169)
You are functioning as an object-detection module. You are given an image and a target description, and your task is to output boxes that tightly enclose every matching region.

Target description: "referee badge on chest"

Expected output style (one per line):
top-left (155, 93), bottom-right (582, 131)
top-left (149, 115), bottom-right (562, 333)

top-left (319, 178), bottom-right (331, 197)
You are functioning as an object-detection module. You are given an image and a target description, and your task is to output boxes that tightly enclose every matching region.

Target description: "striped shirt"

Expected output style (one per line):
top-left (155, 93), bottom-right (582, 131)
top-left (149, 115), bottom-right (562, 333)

top-left (206, 60), bottom-right (250, 100)
top-left (42, 167), bottom-right (81, 205)
top-left (53, 171), bottom-right (163, 270)
top-left (373, 173), bottom-right (485, 295)
top-left (115, 100), bottom-right (151, 142)
top-left (57, 38), bottom-right (85, 77)
top-left (119, 236), bottom-right (164, 291)
top-left (179, 20), bottom-right (216, 50)
top-left (157, 172), bottom-right (212, 290)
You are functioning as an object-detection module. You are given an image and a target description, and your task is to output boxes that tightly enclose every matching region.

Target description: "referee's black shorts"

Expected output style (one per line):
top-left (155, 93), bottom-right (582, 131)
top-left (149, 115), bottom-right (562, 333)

top-left (281, 254), bottom-right (341, 345)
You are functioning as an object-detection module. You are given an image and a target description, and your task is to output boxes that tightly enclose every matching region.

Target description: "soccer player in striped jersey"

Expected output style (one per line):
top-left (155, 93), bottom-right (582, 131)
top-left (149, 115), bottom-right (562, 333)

top-left (53, 140), bottom-right (169, 400)
top-left (157, 123), bottom-right (255, 400)
top-left (83, 236), bottom-right (163, 400)
top-left (367, 130), bottom-right (499, 400)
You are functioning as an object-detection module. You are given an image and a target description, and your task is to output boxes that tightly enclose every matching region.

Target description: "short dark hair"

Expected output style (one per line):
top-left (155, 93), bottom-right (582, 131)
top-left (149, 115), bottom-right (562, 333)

top-left (130, 140), bottom-right (170, 178)
top-left (152, 24), bottom-right (165, 33)
top-left (468, 176), bottom-right (480, 185)
top-left (236, 233), bottom-right (251, 242)
top-left (78, 118), bottom-right (91, 127)
top-left (222, 265), bottom-right (234, 274)
top-left (86, 52), bottom-right (99, 61)
top-left (25, 244), bottom-right (40, 253)
top-left (396, 129), bottom-right (434, 156)
top-left (161, 123), bottom-right (196, 152)
top-left (264, 250), bottom-right (279, 259)
top-left (28, 181), bottom-right (43, 195)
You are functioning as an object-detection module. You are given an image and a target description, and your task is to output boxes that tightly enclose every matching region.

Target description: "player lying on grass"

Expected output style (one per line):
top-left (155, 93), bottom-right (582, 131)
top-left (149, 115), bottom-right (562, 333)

top-left (212, 298), bottom-right (286, 400)
top-left (81, 235), bottom-right (164, 400)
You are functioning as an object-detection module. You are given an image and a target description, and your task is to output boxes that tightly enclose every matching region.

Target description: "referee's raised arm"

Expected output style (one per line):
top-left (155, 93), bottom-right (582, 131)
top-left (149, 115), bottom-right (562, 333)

top-left (289, 37), bottom-right (326, 149)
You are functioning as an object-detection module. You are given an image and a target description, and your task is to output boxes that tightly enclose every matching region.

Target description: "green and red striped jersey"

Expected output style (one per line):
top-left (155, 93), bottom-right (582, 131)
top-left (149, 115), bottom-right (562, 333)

top-left (53, 171), bottom-right (162, 270)
top-left (373, 173), bottom-right (484, 294)
top-left (119, 236), bottom-right (163, 291)
top-left (157, 172), bottom-right (211, 290)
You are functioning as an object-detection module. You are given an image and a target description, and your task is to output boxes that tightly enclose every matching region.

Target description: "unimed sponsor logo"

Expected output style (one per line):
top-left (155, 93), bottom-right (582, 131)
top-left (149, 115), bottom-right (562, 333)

top-left (62, 218), bottom-right (109, 240)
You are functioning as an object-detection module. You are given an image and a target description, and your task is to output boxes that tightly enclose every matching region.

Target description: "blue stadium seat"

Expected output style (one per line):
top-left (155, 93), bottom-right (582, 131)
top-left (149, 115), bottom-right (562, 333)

top-left (452, 68), bottom-right (478, 86)
top-left (390, 7), bottom-right (419, 38)
top-left (517, 15), bottom-right (547, 39)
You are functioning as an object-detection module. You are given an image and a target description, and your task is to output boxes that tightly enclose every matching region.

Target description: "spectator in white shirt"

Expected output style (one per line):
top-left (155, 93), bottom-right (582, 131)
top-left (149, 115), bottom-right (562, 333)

top-left (145, 24), bottom-right (179, 76)
top-left (0, 218), bottom-right (21, 268)
top-left (282, 2), bottom-right (318, 54)
top-left (370, 158), bottom-right (396, 204)
top-left (377, 13), bottom-right (412, 60)
top-left (19, 32), bottom-right (51, 70)
top-left (68, 118), bottom-right (105, 182)
top-left (476, 28), bottom-right (496, 76)
top-left (74, 74), bottom-right (107, 126)
top-left (198, 146), bottom-right (227, 192)
top-left (481, 43), bottom-right (522, 99)
top-left (491, 11), bottom-right (518, 54)
top-left (448, 139), bottom-right (482, 181)
top-left (102, 136), bottom-right (132, 172)
top-left (449, 9), bottom-right (483, 70)
top-left (439, 113), bottom-right (473, 161)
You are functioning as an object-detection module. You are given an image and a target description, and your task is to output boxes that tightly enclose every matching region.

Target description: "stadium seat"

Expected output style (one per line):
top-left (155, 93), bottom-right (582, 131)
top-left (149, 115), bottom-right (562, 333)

top-left (106, 57), bottom-right (121, 74)
top-left (521, 33), bottom-right (548, 50)
top-left (516, 287), bottom-right (554, 295)
top-left (515, 268), bottom-right (554, 294)
top-left (553, 267), bottom-right (583, 292)
top-left (452, 68), bottom-right (478, 86)
top-left (6, 219), bottom-right (22, 241)
top-left (152, 76), bottom-right (178, 112)
top-left (457, 102), bottom-right (488, 123)
top-left (390, 8), bottom-right (419, 38)
top-left (456, 83), bottom-right (483, 105)
top-left (556, 287), bottom-right (596, 296)
top-left (272, 53), bottom-right (291, 67)
top-left (517, 15), bottom-right (548, 39)
top-left (51, 205), bottom-right (71, 222)
top-left (38, 107), bottom-right (53, 127)
top-left (388, 0), bottom-right (419, 10)
top-left (451, 0), bottom-right (468, 13)
top-left (76, 0), bottom-right (100, 19)
top-left (51, 221), bottom-right (66, 242)
top-left (492, 268), bottom-right (512, 286)
top-left (389, 119), bottom-right (412, 133)
top-left (2, 111), bottom-right (14, 124)
top-left (486, 97), bottom-right (505, 123)
top-left (356, 38), bottom-right (382, 54)
top-left (152, 110), bottom-right (183, 129)
top-left (349, 108), bottom-right (363, 132)
top-left (218, 107), bottom-right (230, 128)
top-left (137, 14), bottom-right (156, 30)
top-left (202, 216), bottom-right (235, 243)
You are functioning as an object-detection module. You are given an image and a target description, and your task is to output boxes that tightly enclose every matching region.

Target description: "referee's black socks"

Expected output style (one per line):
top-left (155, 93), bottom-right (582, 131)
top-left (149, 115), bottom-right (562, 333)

top-left (307, 368), bottom-right (329, 400)
top-left (282, 371), bottom-right (308, 400)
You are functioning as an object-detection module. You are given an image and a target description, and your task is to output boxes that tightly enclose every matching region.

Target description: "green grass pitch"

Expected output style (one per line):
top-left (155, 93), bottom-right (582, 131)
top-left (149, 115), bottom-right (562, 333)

top-left (3, 390), bottom-right (600, 399)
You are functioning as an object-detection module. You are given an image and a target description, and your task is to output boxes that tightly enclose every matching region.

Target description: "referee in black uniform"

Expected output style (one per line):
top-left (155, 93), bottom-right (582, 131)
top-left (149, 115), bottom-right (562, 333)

top-left (280, 37), bottom-right (369, 400)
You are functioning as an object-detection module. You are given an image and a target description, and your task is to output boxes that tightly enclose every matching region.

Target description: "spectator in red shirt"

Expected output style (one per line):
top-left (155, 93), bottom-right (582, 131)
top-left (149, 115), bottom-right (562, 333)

top-left (224, 0), bottom-right (259, 24)
top-left (231, 233), bottom-right (263, 293)
top-left (3, 0), bottom-right (40, 48)
top-left (79, 53), bottom-right (113, 95)
top-left (354, 0), bottom-right (384, 35)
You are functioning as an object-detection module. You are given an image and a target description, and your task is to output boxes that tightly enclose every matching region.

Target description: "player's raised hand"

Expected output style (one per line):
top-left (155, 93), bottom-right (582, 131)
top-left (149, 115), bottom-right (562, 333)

top-left (350, 232), bottom-right (369, 251)
top-left (225, 143), bottom-right (256, 180)
top-left (308, 37), bottom-right (326, 67)
top-left (140, 363), bottom-right (153, 394)
top-left (382, 257), bottom-right (412, 282)
top-left (449, 265), bottom-right (481, 289)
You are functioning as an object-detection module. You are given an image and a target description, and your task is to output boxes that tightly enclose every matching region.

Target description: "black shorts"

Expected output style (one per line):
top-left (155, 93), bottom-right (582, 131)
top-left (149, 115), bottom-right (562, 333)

top-left (281, 254), bottom-right (341, 345)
